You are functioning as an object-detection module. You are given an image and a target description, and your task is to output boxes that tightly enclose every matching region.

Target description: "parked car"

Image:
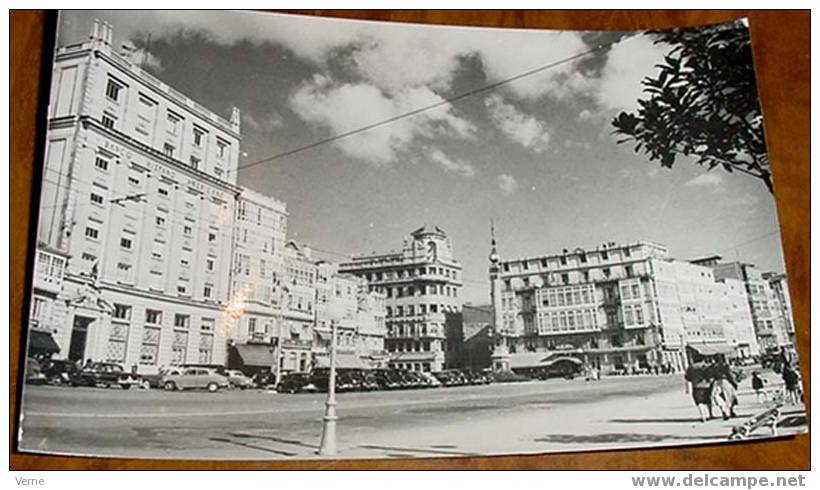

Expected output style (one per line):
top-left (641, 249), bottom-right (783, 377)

top-left (419, 371), bottom-right (442, 388)
top-left (275, 373), bottom-right (317, 394)
top-left (224, 369), bottom-right (254, 389)
top-left (40, 358), bottom-right (79, 385)
top-left (70, 362), bottom-right (141, 389)
top-left (161, 367), bottom-right (229, 392)
top-left (25, 357), bottom-right (48, 385)
top-left (253, 371), bottom-right (278, 390)
top-left (311, 368), bottom-right (357, 392)
top-left (372, 369), bottom-right (402, 390)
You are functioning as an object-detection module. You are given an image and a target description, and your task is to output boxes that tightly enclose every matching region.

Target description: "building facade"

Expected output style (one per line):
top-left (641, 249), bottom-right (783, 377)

top-left (35, 22), bottom-right (243, 373)
top-left (224, 188), bottom-right (288, 373)
top-left (313, 263), bottom-right (388, 369)
top-left (763, 272), bottom-right (796, 348)
top-left (489, 240), bottom-right (761, 374)
top-left (339, 225), bottom-right (463, 372)
top-left (707, 261), bottom-right (792, 351)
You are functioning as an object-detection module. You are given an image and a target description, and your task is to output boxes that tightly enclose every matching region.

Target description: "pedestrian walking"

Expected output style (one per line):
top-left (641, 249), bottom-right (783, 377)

top-left (709, 357), bottom-right (738, 420)
top-left (782, 364), bottom-right (801, 405)
top-left (751, 371), bottom-right (767, 403)
top-left (685, 361), bottom-right (712, 422)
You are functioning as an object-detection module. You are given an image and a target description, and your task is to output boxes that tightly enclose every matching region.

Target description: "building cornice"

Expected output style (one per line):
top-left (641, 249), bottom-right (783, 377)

top-left (77, 116), bottom-right (242, 195)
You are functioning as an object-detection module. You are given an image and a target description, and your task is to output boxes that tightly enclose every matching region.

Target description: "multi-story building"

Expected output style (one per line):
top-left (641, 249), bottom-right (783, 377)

top-left (489, 239), bottom-right (757, 374)
top-left (224, 189), bottom-right (288, 373)
top-left (313, 263), bottom-right (388, 369)
top-left (35, 21), bottom-right (242, 372)
top-left (706, 261), bottom-right (792, 350)
top-left (443, 304), bottom-right (495, 370)
top-left (277, 241), bottom-right (318, 373)
top-left (763, 272), bottom-right (796, 348)
top-left (339, 225), bottom-right (463, 372)
top-left (27, 246), bottom-right (70, 358)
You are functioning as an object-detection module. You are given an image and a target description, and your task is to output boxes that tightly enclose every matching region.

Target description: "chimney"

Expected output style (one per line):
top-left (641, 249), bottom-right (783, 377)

top-left (231, 107), bottom-right (241, 133)
top-left (302, 244), bottom-right (312, 260)
top-left (90, 19), bottom-right (101, 40)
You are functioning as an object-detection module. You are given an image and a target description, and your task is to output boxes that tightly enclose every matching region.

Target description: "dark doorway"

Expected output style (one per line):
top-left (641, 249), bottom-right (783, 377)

top-left (68, 316), bottom-right (93, 362)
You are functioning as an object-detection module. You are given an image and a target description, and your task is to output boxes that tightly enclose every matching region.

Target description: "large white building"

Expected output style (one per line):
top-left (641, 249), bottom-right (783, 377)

top-left (339, 225), bottom-right (463, 372)
top-left (30, 21), bottom-right (392, 375)
top-left (489, 239), bottom-right (764, 374)
top-left (30, 21), bottom-right (288, 375)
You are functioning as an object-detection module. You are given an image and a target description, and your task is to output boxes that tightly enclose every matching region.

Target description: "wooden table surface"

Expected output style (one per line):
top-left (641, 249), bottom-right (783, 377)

top-left (9, 10), bottom-right (810, 470)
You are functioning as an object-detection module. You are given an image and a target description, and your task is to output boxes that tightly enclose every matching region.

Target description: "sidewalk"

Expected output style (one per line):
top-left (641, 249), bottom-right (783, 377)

top-left (327, 379), bottom-right (807, 459)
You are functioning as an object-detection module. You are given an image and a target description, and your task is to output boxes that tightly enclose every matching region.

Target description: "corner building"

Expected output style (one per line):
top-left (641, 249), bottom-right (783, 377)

top-left (35, 22), bottom-right (241, 372)
top-left (490, 241), bottom-right (756, 374)
top-left (339, 226), bottom-right (463, 372)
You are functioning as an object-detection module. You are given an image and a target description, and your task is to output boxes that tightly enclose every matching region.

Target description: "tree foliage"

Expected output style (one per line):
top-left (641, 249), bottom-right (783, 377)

top-left (611, 22), bottom-right (772, 193)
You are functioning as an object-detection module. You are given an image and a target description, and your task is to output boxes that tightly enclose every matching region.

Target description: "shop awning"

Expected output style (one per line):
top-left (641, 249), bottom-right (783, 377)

top-left (507, 352), bottom-right (582, 369)
top-left (687, 342), bottom-right (736, 357)
top-left (233, 343), bottom-right (274, 367)
top-left (507, 353), bottom-right (555, 369)
top-left (28, 329), bottom-right (60, 355)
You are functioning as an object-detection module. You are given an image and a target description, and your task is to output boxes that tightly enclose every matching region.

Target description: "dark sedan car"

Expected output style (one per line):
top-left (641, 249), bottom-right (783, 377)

top-left (70, 362), bottom-right (141, 389)
top-left (276, 373), bottom-right (317, 394)
top-left (41, 359), bottom-right (80, 385)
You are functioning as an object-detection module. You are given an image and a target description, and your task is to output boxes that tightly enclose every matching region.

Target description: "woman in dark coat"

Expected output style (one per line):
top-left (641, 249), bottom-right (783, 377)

top-left (782, 364), bottom-right (801, 405)
top-left (685, 361), bottom-right (712, 422)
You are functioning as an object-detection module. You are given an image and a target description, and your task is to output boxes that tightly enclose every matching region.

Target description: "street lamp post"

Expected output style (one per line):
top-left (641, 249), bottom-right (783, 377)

top-left (317, 318), bottom-right (338, 455)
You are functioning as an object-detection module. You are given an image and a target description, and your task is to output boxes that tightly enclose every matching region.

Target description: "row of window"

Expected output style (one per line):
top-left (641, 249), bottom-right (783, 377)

top-left (362, 266), bottom-right (459, 282)
top-left (385, 303), bottom-right (456, 317)
top-left (106, 78), bottom-right (232, 160)
top-left (535, 308), bottom-right (600, 334)
top-left (386, 322), bottom-right (441, 338)
top-left (502, 247), bottom-right (635, 273)
top-left (384, 283), bottom-right (458, 298)
top-left (386, 340), bottom-right (434, 353)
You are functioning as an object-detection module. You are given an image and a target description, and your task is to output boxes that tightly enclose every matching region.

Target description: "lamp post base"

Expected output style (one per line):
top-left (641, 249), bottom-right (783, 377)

top-left (317, 399), bottom-right (338, 456)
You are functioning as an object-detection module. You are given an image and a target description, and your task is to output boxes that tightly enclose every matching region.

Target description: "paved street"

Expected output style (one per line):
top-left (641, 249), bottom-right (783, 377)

top-left (18, 373), bottom-right (806, 460)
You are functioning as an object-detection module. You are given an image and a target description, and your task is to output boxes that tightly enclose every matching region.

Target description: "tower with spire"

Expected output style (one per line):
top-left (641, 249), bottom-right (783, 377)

top-left (488, 220), bottom-right (509, 370)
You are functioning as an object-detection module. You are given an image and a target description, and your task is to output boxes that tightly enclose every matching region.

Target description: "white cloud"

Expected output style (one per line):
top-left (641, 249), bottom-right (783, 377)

top-left (596, 34), bottom-right (672, 112)
top-left (578, 109), bottom-right (592, 121)
top-left (289, 75), bottom-right (475, 165)
top-left (92, 11), bottom-right (592, 101)
top-left (485, 94), bottom-right (551, 152)
top-left (685, 172), bottom-right (724, 188)
top-left (497, 174), bottom-right (519, 196)
top-left (428, 149), bottom-right (475, 177)
top-left (241, 110), bottom-right (285, 133)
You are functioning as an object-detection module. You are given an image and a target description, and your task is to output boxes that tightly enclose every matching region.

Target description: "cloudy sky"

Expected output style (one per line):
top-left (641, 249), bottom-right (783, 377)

top-left (56, 11), bottom-right (785, 304)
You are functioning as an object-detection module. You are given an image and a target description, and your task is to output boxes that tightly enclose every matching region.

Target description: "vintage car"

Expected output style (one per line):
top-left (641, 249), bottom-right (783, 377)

top-left (41, 359), bottom-right (80, 385)
top-left (161, 367), bottom-right (229, 392)
top-left (276, 372), bottom-right (318, 394)
top-left (224, 369), bottom-right (254, 389)
top-left (70, 362), bottom-right (141, 389)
